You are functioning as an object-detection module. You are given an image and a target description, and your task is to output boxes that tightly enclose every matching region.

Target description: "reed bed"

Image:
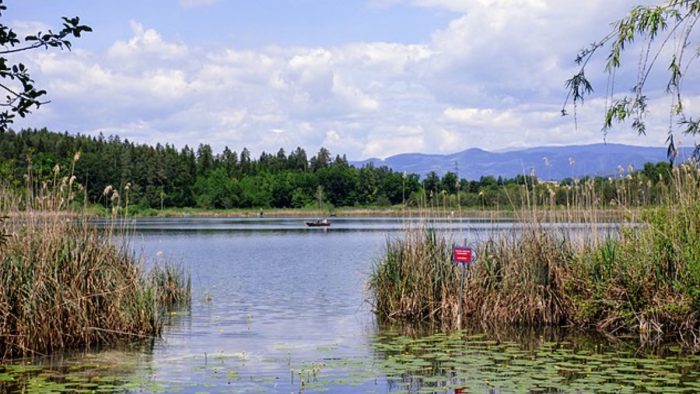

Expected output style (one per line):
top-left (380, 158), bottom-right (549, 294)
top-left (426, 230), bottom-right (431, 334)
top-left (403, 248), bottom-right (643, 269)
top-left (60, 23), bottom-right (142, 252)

top-left (0, 156), bottom-right (190, 360)
top-left (369, 163), bottom-right (700, 349)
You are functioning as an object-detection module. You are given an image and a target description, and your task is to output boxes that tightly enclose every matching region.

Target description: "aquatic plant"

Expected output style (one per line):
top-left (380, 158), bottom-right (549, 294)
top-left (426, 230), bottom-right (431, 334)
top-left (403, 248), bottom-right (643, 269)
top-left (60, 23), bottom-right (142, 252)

top-left (369, 227), bottom-right (459, 323)
top-left (569, 163), bottom-right (700, 347)
top-left (149, 263), bottom-right (191, 309)
top-left (0, 154), bottom-right (190, 359)
top-left (369, 163), bottom-right (700, 349)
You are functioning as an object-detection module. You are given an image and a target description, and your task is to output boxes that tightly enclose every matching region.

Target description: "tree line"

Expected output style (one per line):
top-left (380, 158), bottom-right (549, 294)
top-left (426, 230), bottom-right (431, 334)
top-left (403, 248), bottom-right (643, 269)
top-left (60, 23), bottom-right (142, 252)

top-left (0, 128), bottom-right (677, 211)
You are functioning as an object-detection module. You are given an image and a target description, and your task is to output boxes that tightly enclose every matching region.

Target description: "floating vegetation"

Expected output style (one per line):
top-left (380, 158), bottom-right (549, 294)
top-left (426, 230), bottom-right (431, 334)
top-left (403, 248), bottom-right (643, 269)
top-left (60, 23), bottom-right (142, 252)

top-left (370, 164), bottom-right (700, 349)
top-left (3, 330), bottom-right (700, 393)
top-left (371, 331), bottom-right (700, 393)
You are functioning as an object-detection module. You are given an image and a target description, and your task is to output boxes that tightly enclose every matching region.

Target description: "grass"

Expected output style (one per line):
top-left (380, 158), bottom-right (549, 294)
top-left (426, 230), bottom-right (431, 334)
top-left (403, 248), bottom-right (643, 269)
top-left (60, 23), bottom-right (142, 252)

top-left (369, 163), bottom-right (700, 349)
top-left (0, 156), bottom-right (190, 360)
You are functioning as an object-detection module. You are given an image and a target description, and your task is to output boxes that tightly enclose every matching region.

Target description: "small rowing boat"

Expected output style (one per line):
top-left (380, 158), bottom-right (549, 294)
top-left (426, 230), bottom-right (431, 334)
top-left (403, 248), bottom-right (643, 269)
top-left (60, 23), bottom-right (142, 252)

top-left (305, 218), bottom-right (330, 227)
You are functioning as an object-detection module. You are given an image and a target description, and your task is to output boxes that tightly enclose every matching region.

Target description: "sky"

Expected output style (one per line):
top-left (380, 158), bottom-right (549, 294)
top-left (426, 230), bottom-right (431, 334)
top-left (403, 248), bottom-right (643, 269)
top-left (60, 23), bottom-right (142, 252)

top-left (6, 0), bottom-right (698, 160)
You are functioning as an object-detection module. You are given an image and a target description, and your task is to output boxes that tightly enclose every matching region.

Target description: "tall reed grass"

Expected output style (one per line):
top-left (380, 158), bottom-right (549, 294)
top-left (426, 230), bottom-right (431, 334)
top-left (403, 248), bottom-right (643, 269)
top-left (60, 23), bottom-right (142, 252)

top-left (369, 163), bottom-right (700, 348)
top-left (0, 155), bottom-right (190, 359)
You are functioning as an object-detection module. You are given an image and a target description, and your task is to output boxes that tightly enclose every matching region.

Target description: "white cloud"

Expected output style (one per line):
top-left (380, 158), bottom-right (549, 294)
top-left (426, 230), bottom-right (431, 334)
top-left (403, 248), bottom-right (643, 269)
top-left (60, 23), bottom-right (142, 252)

top-left (443, 107), bottom-right (520, 128)
top-left (9, 20), bottom-right (51, 38)
top-left (13, 1), bottom-right (684, 160)
top-left (108, 21), bottom-right (188, 62)
top-left (179, 0), bottom-right (218, 9)
top-left (331, 75), bottom-right (380, 112)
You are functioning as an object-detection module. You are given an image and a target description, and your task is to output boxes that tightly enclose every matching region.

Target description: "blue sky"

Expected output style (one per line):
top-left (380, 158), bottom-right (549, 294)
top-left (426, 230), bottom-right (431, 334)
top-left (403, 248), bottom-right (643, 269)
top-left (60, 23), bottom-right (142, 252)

top-left (8, 0), bottom-right (691, 159)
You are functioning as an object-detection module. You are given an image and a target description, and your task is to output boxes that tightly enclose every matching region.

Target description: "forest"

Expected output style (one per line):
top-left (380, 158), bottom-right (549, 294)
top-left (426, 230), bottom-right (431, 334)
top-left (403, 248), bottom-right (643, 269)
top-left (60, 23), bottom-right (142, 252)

top-left (0, 128), bottom-right (675, 211)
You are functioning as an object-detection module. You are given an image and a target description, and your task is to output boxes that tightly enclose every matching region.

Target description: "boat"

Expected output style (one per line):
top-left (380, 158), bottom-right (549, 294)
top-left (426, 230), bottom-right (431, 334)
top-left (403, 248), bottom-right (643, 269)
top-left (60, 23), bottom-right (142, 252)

top-left (305, 186), bottom-right (331, 227)
top-left (305, 218), bottom-right (331, 227)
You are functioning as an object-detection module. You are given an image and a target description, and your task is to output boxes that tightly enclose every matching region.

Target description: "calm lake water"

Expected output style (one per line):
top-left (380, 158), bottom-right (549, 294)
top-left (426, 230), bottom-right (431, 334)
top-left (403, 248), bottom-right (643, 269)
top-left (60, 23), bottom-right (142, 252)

top-left (3, 217), bottom-right (700, 393)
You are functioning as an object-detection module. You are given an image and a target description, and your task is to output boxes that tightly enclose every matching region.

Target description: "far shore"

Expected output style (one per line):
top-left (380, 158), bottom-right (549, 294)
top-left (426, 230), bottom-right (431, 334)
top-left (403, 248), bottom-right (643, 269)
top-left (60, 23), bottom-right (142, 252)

top-left (118, 206), bottom-right (636, 221)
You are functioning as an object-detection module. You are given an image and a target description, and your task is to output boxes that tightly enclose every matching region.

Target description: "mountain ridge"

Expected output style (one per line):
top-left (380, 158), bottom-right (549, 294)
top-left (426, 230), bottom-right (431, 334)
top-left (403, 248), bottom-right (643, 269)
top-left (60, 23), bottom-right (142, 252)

top-left (352, 143), bottom-right (695, 180)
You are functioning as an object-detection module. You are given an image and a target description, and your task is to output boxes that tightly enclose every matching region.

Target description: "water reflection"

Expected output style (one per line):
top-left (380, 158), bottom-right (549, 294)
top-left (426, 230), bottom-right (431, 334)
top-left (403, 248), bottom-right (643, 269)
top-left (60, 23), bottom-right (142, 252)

top-left (2, 217), bottom-right (694, 393)
top-left (0, 345), bottom-right (156, 393)
top-left (371, 329), bottom-right (700, 393)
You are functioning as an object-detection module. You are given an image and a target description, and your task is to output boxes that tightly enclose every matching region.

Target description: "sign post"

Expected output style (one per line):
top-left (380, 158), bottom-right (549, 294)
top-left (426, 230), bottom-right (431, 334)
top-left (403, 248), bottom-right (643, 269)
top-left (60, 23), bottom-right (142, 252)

top-left (452, 246), bottom-right (475, 327)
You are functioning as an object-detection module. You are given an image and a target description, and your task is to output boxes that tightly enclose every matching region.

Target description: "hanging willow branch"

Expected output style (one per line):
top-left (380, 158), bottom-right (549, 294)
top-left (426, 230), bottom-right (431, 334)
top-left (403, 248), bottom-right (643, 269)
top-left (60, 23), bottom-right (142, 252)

top-left (563, 1), bottom-right (700, 163)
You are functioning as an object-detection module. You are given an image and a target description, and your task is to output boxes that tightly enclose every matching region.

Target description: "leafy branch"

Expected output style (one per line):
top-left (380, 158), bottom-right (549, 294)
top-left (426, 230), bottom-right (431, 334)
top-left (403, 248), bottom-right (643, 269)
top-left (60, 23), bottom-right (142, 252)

top-left (0, 1), bottom-right (91, 132)
top-left (563, 1), bottom-right (700, 163)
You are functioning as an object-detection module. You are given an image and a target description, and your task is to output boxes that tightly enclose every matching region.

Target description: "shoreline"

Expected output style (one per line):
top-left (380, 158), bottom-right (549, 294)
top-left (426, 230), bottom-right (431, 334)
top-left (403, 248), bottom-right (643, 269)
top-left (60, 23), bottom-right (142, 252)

top-left (116, 206), bottom-right (636, 222)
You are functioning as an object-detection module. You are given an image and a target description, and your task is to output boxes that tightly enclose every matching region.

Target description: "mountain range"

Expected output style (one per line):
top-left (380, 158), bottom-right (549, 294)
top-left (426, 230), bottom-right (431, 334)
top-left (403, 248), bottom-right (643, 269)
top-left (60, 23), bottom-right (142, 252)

top-left (352, 143), bottom-right (697, 181)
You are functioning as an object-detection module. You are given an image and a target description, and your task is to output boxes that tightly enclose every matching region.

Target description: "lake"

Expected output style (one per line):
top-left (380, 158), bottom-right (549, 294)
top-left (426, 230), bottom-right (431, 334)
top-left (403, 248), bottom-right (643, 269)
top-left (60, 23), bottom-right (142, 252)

top-left (2, 217), bottom-right (700, 393)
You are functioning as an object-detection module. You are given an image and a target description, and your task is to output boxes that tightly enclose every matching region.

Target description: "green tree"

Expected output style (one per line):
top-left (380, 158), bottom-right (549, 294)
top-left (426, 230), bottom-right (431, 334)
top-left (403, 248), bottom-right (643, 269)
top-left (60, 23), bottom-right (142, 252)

top-left (196, 144), bottom-right (214, 176)
top-left (239, 148), bottom-right (252, 176)
top-left (422, 171), bottom-right (441, 195)
top-left (288, 147), bottom-right (308, 171)
top-left (220, 146), bottom-right (238, 177)
top-left (310, 147), bottom-right (331, 171)
top-left (564, 0), bottom-right (700, 162)
top-left (317, 165), bottom-right (359, 207)
top-left (0, 1), bottom-right (91, 131)
top-left (239, 175), bottom-right (272, 208)
top-left (441, 172), bottom-right (459, 195)
top-left (193, 168), bottom-right (240, 209)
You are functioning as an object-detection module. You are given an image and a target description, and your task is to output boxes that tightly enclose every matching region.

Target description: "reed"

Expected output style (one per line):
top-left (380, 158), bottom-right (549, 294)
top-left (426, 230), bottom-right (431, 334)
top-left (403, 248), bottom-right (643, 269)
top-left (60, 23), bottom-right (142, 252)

top-left (569, 164), bottom-right (700, 346)
top-left (369, 163), bottom-right (700, 348)
top-left (0, 155), bottom-right (190, 359)
top-left (369, 227), bottom-right (458, 323)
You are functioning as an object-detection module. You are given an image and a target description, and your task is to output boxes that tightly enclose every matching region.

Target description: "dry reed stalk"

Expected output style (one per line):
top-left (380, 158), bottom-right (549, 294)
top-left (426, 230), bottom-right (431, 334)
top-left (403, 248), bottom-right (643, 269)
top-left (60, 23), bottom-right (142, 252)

top-left (369, 163), bottom-right (700, 349)
top-left (0, 154), bottom-right (190, 360)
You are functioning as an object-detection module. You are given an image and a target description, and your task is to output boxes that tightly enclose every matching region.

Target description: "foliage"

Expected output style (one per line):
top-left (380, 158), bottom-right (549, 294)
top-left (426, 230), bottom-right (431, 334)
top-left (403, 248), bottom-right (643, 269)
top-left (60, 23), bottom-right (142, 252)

top-left (563, 0), bottom-right (700, 163)
top-left (370, 164), bottom-right (700, 349)
top-left (0, 0), bottom-right (91, 131)
top-left (0, 129), bottom-right (424, 211)
top-left (0, 129), bottom-right (684, 214)
top-left (369, 228), bottom-right (457, 321)
top-left (0, 156), bottom-right (190, 359)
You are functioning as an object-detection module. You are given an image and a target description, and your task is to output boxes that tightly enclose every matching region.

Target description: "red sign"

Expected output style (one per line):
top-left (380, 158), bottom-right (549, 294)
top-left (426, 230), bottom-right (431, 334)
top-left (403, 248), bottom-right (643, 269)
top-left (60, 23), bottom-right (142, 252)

top-left (452, 246), bottom-right (473, 264)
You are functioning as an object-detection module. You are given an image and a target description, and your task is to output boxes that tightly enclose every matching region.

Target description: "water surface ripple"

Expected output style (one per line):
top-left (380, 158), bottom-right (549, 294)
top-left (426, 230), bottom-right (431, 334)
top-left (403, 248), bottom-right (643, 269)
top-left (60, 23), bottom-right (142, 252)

top-left (2, 217), bottom-right (697, 393)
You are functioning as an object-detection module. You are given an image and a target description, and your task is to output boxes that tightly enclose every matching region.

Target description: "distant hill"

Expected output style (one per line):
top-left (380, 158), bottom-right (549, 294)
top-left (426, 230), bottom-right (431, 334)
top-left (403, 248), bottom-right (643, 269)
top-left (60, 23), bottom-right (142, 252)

top-left (352, 143), bottom-right (696, 180)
